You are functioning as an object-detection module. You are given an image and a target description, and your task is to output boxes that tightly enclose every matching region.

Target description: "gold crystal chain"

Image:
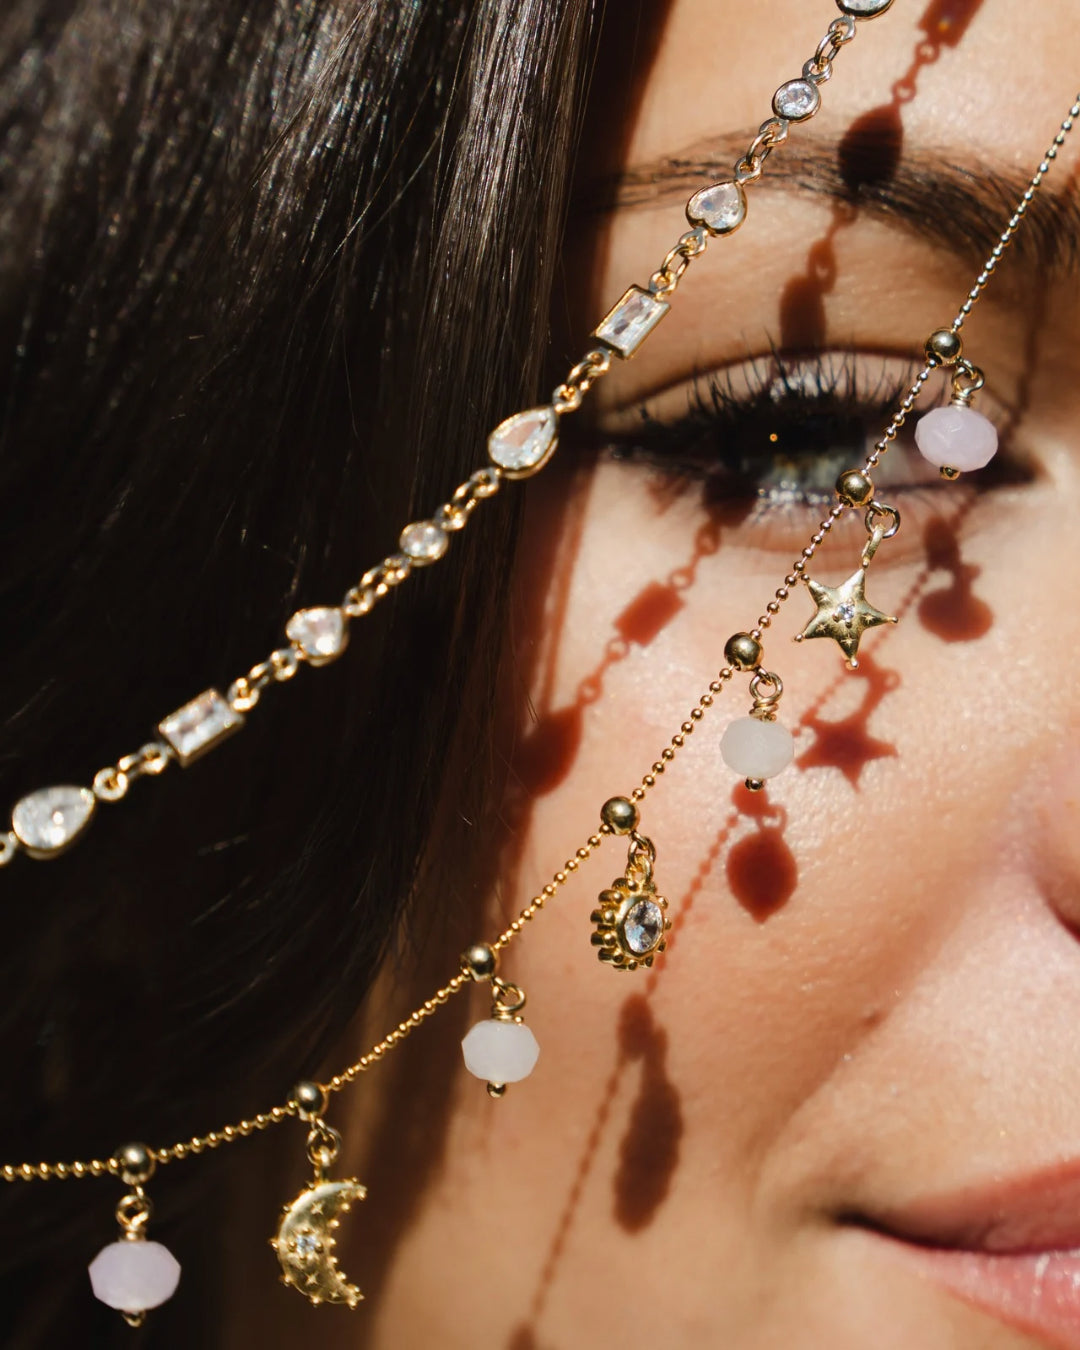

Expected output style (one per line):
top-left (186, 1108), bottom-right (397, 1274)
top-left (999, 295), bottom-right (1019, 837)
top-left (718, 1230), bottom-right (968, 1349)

top-left (5, 37), bottom-right (1074, 1183)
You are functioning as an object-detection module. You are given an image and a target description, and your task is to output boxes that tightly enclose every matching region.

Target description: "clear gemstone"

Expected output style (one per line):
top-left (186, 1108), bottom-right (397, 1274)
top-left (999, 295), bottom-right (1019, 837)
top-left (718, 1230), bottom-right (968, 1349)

top-left (461, 1019), bottom-right (540, 1084)
top-left (593, 286), bottom-right (670, 359)
top-left (294, 1232), bottom-right (321, 1259)
top-left (88, 1240), bottom-right (181, 1314)
top-left (837, 0), bottom-right (894, 15)
top-left (623, 898), bottom-right (664, 956)
top-left (914, 404), bottom-right (999, 473)
top-left (158, 689), bottom-right (244, 767)
top-left (11, 785), bottom-right (96, 857)
top-left (285, 607), bottom-right (348, 665)
top-left (773, 79), bottom-right (821, 122)
top-left (720, 716), bottom-right (795, 780)
top-left (399, 520), bottom-right (448, 564)
top-left (835, 602), bottom-right (857, 626)
top-left (687, 180), bottom-right (747, 235)
top-left (487, 407), bottom-right (558, 478)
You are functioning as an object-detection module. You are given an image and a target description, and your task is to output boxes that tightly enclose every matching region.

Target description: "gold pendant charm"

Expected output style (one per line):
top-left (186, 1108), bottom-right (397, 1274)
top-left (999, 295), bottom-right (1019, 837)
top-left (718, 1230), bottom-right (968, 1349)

top-left (795, 501), bottom-right (899, 669)
top-left (591, 830), bottom-right (670, 971)
top-left (273, 1082), bottom-right (366, 1308)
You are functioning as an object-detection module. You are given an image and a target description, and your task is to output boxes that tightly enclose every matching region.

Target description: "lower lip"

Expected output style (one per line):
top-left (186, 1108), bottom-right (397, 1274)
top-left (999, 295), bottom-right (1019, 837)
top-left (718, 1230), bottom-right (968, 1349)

top-left (887, 1240), bottom-right (1080, 1350)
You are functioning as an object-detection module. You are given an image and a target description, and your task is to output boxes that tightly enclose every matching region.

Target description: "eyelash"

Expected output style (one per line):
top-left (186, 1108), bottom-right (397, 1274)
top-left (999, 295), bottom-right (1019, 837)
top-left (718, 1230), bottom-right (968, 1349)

top-left (602, 348), bottom-right (1020, 513)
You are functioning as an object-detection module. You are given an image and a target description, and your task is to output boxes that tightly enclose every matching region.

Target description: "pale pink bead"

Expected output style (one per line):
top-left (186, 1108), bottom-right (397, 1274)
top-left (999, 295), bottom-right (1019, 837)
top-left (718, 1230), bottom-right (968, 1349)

top-left (461, 1019), bottom-right (539, 1084)
top-left (914, 404), bottom-right (998, 472)
top-left (88, 1239), bottom-right (181, 1314)
top-left (720, 716), bottom-right (794, 780)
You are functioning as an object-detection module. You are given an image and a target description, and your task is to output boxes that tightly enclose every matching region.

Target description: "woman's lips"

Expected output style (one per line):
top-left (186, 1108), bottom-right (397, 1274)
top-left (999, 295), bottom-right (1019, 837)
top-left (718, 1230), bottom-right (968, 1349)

top-left (859, 1160), bottom-right (1080, 1349)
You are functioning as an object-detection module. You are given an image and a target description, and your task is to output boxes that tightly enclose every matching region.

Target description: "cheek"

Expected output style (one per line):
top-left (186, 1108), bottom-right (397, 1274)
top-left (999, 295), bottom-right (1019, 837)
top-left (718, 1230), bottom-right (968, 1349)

top-left (507, 445), bottom-right (1077, 1177)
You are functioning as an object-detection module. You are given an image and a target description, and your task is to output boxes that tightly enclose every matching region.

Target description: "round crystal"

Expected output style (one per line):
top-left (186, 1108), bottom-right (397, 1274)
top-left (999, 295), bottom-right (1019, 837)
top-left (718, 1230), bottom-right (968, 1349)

top-left (399, 521), bottom-right (448, 564)
top-left (773, 79), bottom-right (821, 122)
top-left (623, 899), bottom-right (664, 956)
top-left (294, 1232), bottom-right (321, 1259)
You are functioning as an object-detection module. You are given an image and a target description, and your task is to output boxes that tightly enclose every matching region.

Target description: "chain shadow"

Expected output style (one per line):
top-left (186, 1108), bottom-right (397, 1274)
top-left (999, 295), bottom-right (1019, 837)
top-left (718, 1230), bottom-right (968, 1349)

top-left (780, 0), bottom-right (986, 350)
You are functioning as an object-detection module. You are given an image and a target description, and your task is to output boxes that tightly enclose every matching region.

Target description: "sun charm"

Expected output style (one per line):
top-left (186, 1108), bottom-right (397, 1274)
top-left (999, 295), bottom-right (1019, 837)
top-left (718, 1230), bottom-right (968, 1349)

top-left (591, 832), bottom-right (670, 971)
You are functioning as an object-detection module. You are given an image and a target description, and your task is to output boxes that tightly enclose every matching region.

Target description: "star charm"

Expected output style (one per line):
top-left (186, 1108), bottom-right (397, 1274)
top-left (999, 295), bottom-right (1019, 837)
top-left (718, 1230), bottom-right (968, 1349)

top-left (794, 567), bottom-right (897, 668)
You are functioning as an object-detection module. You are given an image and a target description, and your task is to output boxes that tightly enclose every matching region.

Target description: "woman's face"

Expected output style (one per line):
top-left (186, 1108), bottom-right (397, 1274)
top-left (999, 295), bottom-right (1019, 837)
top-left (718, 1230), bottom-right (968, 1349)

top-left (373, 2), bottom-right (1080, 1346)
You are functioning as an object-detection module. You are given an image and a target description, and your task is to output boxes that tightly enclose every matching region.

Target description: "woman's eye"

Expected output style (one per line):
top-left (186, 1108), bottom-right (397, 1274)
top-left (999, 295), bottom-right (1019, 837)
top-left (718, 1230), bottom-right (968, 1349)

top-left (598, 348), bottom-right (1025, 518)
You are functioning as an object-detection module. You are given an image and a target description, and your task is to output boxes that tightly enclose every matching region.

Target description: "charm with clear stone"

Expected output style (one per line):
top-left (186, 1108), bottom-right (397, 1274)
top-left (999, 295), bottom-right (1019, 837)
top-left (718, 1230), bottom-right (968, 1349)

top-left (461, 975), bottom-right (539, 1097)
top-left (591, 830), bottom-right (670, 972)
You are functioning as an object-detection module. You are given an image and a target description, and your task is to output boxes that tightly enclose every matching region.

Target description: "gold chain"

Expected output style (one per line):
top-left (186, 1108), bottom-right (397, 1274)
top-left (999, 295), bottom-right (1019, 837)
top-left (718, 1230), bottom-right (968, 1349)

top-left (3, 41), bottom-right (1075, 1184)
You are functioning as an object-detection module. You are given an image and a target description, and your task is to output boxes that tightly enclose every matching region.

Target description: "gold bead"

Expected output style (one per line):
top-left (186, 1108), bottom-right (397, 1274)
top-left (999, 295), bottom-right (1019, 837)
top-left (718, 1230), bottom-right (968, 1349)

top-left (940, 465), bottom-right (961, 481)
top-left (835, 469), bottom-right (874, 507)
top-left (461, 943), bottom-right (497, 982)
top-left (486, 1082), bottom-right (507, 1098)
top-left (745, 778), bottom-right (765, 793)
top-left (292, 1080), bottom-right (328, 1121)
top-left (114, 1141), bottom-right (156, 1186)
top-left (924, 328), bottom-right (963, 366)
top-left (723, 632), bottom-right (762, 672)
top-left (599, 796), bottom-right (639, 835)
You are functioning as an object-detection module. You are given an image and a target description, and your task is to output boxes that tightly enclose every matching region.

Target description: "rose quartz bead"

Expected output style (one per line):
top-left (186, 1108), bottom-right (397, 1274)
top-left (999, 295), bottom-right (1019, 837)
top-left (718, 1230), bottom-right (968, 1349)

top-left (914, 404), bottom-right (998, 472)
top-left (88, 1239), bottom-right (181, 1314)
top-left (462, 1019), bottom-right (539, 1084)
top-left (720, 716), bottom-right (794, 780)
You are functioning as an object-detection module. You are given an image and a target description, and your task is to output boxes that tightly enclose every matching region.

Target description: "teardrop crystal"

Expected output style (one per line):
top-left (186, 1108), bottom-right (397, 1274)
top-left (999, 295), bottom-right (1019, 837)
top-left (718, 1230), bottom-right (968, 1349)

top-left (686, 180), bottom-right (747, 235)
top-left (11, 785), bottom-right (96, 858)
top-left (285, 607), bottom-right (349, 666)
top-left (487, 406), bottom-right (558, 479)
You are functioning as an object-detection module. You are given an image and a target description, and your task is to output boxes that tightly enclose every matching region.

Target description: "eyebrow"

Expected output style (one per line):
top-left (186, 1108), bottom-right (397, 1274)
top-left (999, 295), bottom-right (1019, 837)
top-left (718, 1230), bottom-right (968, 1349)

top-left (589, 129), bottom-right (1080, 281)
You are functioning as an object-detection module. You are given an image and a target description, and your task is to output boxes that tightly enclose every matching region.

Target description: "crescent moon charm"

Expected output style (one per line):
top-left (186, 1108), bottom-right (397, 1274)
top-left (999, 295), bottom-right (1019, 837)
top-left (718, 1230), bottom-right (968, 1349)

top-left (273, 1178), bottom-right (367, 1307)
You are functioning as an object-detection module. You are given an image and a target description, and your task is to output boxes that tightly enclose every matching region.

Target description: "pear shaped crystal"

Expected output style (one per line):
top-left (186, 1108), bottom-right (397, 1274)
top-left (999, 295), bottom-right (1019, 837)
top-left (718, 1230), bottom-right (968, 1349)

top-left (285, 607), bottom-right (349, 666)
top-left (687, 180), bottom-right (747, 235)
top-left (487, 406), bottom-right (558, 479)
top-left (11, 785), bottom-right (96, 858)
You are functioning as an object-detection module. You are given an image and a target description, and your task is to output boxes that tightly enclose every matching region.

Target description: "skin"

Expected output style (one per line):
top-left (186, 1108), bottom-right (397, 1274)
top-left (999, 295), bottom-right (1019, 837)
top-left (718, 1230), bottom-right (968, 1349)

top-left (241, 2), bottom-right (1080, 1346)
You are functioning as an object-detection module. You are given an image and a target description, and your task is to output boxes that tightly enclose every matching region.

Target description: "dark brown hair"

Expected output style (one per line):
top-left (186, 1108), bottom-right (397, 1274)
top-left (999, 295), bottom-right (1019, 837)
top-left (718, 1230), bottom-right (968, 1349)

top-left (0, 0), bottom-right (599, 1342)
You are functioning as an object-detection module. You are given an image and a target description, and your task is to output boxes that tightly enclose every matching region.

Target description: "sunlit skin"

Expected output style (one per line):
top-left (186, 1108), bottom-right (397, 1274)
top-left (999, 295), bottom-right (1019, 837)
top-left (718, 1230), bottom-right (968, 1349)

top-left (238, 2), bottom-right (1080, 1346)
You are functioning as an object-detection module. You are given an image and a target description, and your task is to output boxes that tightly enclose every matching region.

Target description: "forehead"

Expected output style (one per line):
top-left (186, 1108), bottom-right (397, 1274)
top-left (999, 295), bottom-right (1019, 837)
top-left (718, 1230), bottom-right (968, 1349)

top-left (621, 0), bottom-right (1075, 170)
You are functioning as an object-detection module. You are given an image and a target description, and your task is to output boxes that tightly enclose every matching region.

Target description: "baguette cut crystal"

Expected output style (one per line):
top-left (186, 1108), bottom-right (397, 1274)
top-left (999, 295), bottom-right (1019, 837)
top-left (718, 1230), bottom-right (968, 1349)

top-left (773, 78), bottom-right (820, 121)
top-left (687, 180), bottom-right (747, 235)
top-left (593, 286), bottom-right (670, 359)
top-left (487, 407), bottom-right (558, 478)
top-left (158, 690), bottom-right (244, 767)
top-left (285, 607), bottom-right (348, 665)
top-left (11, 785), bottom-right (96, 857)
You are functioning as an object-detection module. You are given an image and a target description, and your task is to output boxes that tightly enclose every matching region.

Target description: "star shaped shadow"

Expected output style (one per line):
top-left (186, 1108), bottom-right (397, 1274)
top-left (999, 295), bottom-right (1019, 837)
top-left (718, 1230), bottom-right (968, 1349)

top-left (796, 710), bottom-right (897, 788)
top-left (795, 566), bottom-right (897, 668)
